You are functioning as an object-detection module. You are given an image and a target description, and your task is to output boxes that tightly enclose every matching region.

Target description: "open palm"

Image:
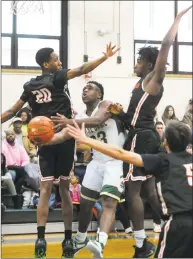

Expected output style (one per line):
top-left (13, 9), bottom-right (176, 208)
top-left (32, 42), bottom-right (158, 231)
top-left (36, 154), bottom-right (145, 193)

top-left (103, 42), bottom-right (120, 58)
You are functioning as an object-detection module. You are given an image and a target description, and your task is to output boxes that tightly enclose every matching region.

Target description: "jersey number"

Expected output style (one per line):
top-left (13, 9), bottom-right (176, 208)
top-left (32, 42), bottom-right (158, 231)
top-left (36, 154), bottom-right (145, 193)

top-left (90, 131), bottom-right (107, 143)
top-left (32, 88), bottom-right (52, 103)
top-left (184, 164), bottom-right (193, 187)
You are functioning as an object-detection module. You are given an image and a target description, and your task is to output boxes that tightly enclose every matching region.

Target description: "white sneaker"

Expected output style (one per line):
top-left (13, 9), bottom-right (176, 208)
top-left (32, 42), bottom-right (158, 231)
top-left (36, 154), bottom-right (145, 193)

top-left (87, 240), bottom-right (104, 258)
top-left (153, 223), bottom-right (161, 233)
top-left (125, 227), bottom-right (133, 234)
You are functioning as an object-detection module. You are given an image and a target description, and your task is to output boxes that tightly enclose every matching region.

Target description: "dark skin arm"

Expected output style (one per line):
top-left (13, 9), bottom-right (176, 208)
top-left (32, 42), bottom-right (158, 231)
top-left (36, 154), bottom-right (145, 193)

top-left (45, 101), bottom-right (112, 145)
top-left (66, 42), bottom-right (120, 80)
top-left (1, 99), bottom-right (25, 123)
top-left (52, 100), bottom-right (112, 130)
top-left (143, 6), bottom-right (192, 96)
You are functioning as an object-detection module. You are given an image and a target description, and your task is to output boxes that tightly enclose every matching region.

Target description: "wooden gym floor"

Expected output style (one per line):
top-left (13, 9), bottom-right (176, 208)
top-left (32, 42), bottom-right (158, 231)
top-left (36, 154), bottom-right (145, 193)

top-left (1, 232), bottom-right (159, 258)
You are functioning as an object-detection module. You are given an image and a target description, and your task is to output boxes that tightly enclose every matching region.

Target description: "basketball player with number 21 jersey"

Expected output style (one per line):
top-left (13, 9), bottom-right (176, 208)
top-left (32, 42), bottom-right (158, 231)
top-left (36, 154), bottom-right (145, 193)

top-left (46, 81), bottom-right (126, 257)
top-left (1, 43), bottom-right (120, 258)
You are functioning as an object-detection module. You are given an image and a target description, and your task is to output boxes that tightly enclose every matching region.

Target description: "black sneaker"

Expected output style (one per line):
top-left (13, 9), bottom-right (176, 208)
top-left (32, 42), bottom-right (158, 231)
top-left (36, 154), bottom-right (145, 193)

top-left (62, 239), bottom-right (74, 258)
top-left (133, 239), bottom-right (155, 258)
top-left (35, 238), bottom-right (47, 258)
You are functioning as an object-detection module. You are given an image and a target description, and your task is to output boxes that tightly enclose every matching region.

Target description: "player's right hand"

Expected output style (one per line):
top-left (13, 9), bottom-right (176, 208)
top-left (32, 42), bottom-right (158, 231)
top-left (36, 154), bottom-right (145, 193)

top-left (108, 103), bottom-right (123, 115)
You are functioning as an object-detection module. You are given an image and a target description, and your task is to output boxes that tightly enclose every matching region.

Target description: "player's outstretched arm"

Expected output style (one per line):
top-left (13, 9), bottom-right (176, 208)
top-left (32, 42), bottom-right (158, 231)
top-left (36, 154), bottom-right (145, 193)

top-left (144, 5), bottom-right (192, 95)
top-left (67, 120), bottom-right (144, 167)
top-left (44, 128), bottom-right (71, 145)
top-left (1, 99), bottom-right (25, 123)
top-left (52, 101), bottom-right (112, 131)
top-left (67, 42), bottom-right (120, 80)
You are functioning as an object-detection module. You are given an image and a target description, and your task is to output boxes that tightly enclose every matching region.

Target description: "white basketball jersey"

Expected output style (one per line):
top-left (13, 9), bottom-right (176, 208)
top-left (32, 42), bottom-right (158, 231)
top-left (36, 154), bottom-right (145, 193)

top-left (84, 101), bottom-right (126, 161)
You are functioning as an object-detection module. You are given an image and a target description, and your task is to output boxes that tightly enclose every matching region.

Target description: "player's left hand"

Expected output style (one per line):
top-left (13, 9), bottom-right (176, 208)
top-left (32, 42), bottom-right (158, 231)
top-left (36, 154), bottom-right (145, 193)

top-left (67, 120), bottom-right (87, 144)
top-left (51, 113), bottom-right (69, 132)
top-left (103, 42), bottom-right (120, 58)
top-left (108, 103), bottom-right (123, 115)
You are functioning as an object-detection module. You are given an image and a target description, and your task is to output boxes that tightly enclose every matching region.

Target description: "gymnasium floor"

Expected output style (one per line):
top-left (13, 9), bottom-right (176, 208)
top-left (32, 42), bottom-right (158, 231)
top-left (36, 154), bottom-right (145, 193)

top-left (2, 232), bottom-right (159, 258)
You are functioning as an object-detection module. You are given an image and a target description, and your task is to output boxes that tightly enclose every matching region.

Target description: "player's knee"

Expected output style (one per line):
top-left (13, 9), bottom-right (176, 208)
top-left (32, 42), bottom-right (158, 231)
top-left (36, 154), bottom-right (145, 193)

top-left (40, 181), bottom-right (53, 198)
top-left (101, 195), bottom-right (117, 210)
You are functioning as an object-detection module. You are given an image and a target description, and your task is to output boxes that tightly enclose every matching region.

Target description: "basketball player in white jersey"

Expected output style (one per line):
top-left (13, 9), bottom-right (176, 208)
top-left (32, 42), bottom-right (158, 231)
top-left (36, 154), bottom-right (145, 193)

top-left (47, 81), bottom-right (126, 257)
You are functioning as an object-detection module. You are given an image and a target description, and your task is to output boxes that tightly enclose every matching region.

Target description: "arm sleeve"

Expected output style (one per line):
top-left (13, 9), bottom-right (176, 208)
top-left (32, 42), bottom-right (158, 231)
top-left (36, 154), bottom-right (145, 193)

top-left (141, 154), bottom-right (162, 177)
top-left (20, 90), bottom-right (29, 103)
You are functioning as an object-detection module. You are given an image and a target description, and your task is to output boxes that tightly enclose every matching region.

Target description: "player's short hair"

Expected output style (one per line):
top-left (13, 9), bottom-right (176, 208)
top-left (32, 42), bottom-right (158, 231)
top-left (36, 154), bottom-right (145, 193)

top-left (165, 121), bottom-right (191, 152)
top-left (137, 46), bottom-right (159, 69)
top-left (88, 81), bottom-right (104, 100)
top-left (35, 47), bottom-right (54, 68)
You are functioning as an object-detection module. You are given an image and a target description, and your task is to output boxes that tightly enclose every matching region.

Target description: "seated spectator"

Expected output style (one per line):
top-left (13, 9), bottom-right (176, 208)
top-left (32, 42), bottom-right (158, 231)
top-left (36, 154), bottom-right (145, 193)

top-left (155, 121), bottom-right (164, 140)
top-left (2, 130), bottom-right (39, 194)
top-left (162, 105), bottom-right (178, 126)
top-left (182, 99), bottom-right (192, 130)
top-left (1, 153), bottom-right (21, 209)
top-left (12, 117), bottom-right (38, 163)
top-left (70, 176), bottom-right (81, 212)
top-left (9, 107), bottom-right (32, 135)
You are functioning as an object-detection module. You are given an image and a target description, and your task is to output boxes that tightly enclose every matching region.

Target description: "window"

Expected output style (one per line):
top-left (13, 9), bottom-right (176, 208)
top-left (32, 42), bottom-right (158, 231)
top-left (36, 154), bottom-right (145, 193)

top-left (2, 37), bottom-right (11, 66)
top-left (17, 1), bottom-right (61, 36)
top-left (178, 1), bottom-right (192, 42)
top-left (2, 1), bottom-right (13, 33)
top-left (1, 1), bottom-right (67, 69)
top-left (179, 45), bottom-right (192, 72)
top-left (18, 38), bottom-right (60, 67)
top-left (134, 1), bottom-right (192, 74)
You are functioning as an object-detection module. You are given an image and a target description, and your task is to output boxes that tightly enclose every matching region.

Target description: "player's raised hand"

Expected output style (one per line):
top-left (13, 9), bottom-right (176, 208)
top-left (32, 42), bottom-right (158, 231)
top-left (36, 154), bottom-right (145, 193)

top-left (108, 103), bottom-right (123, 115)
top-left (176, 5), bottom-right (192, 19)
top-left (103, 42), bottom-right (120, 58)
top-left (67, 120), bottom-right (87, 144)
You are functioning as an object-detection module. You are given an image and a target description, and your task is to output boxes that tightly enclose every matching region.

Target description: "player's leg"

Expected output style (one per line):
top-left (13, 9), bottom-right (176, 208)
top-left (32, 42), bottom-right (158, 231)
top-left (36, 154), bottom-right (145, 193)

top-left (88, 160), bottom-right (123, 257)
top-left (73, 160), bottom-right (102, 255)
top-left (56, 139), bottom-right (75, 258)
top-left (155, 213), bottom-right (193, 258)
top-left (124, 130), bottom-right (158, 258)
top-left (142, 176), bottom-right (162, 232)
top-left (35, 146), bottom-right (55, 258)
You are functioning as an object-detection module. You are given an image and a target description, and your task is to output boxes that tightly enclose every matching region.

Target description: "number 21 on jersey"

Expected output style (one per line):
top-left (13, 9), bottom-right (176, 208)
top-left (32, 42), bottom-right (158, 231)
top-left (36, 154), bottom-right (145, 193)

top-left (32, 88), bottom-right (52, 103)
top-left (184, 164), bottom-right (193, 186)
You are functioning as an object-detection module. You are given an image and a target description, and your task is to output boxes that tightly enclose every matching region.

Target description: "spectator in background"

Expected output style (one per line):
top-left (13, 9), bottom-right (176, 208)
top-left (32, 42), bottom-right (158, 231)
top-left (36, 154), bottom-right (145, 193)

top-left (70, 176), bottom-right (81, 213)
top-left (9, 107), bottom-right (32, 135)
top-left (12, 117), bottom-right (37, 163)
top-left (182, 99), bottom-right (192, 130)
top-left (155, 121), bottom-right (164, 141)
top-left (1, 153), bottom-right (21, 209)
top-left (2, 130), bottom-right (39, 194)
top-left (162, 105), bottom-right (178, 126)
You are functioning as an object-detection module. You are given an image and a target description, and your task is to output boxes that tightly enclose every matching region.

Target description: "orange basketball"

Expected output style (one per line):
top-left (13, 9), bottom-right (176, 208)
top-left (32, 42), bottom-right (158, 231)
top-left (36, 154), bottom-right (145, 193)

top-left (28, 116), bottom-right (54, 144)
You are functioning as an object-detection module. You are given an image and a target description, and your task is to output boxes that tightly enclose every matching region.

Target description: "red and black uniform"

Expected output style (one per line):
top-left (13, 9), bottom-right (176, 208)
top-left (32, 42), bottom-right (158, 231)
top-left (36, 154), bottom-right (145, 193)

top-left (20, 69), bottom-right (75, 180)
top-left (119, 78), bottom-right (164, 180)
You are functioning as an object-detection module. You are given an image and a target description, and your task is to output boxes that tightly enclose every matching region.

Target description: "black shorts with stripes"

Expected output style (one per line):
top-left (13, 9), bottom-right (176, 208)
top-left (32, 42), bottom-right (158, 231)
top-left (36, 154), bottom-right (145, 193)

top-left (38, 138), bottom-right (75, 181)
top-left (123, 128), bottom-right (160, 181)
top-left (155, 211), bottom-right (193, 258)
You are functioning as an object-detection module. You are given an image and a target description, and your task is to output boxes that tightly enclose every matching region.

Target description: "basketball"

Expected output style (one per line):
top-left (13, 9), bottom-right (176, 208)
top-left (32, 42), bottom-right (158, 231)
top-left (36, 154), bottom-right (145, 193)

top-left (28, 116), bottom-right (54, 144)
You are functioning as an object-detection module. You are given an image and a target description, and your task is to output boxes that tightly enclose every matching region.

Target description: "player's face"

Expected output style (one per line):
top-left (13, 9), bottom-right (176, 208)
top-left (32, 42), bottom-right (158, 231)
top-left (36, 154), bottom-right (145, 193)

top-left (82, 83), bottom-right (101, 104)
top-left (44, 52), bottom-right (62, 73)
top-left (13, 122), bottom-right (22, 134)
top-left (5, 131), bottom-right (16, 143)
top-left (134, 57), bottom-right (148, 77)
